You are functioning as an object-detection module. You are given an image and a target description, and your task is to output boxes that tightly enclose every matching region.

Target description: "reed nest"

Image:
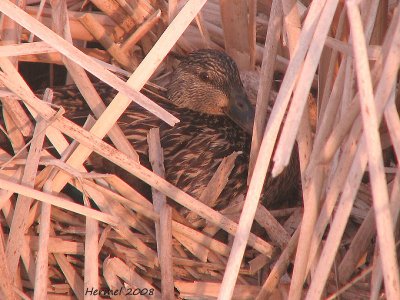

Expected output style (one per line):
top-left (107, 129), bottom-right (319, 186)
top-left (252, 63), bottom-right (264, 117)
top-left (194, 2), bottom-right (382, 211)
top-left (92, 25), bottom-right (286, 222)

top-left (0, 0), bottom-right (399, 299)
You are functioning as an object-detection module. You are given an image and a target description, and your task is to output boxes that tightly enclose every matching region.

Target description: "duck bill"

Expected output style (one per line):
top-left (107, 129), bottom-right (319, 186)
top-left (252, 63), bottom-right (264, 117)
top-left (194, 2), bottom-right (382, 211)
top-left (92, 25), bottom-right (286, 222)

top-left (225, 88), bottom-right (255, 134)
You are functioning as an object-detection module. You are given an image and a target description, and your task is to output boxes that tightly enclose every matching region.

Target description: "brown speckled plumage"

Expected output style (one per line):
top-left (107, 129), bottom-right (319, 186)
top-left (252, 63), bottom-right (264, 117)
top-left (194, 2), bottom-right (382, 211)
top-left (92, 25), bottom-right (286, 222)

top-left (42, 49), bottom-right (300, 208)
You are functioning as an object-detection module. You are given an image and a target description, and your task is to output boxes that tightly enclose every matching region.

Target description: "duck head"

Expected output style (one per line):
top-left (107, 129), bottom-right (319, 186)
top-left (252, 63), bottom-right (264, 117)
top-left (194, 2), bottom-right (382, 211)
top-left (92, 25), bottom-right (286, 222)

top-left (167, 49), bottom-right (255, 134)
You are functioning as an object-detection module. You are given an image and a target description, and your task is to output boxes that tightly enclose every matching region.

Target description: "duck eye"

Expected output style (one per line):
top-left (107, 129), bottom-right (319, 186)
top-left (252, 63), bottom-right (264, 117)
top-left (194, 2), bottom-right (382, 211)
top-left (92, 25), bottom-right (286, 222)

top-left (199, 72), bottom-right (210, 81)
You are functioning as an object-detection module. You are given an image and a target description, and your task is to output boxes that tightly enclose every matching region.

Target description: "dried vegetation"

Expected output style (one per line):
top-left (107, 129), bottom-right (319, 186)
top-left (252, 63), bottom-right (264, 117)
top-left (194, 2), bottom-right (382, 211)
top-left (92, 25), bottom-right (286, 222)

top-left (0, 0), bottom-right (399, 299)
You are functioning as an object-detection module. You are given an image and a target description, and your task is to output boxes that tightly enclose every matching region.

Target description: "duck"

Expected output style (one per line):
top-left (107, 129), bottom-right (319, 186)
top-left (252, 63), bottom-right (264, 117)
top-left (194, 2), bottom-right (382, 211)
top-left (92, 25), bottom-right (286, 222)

top-left (40, 49), bottom-right (300, 211)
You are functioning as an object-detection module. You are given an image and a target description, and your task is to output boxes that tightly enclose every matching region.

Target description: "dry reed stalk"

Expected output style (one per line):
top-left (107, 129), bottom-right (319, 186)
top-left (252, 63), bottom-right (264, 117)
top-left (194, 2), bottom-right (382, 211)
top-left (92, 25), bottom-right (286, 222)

top-left (102, 176), bottom-right (153, 210)
top-left (92, 182), bottom-right (200, 264)
top-left (304, 4), bottom-right (400, 298)
top-left (159, 207), bottom-right (174, 299)
top-left (305, 134), bottom-right (369, 297)
top-left (172, 222), bottom-right (229, 257)
top-left (50, 0), bottom-right (140, 162)
top-left (293, 58), bottom-right (349, 286)
top-left (248, 0), bottom-right (282, 182)
top-left (26, 201), bottom-right (39, 229)
top-left (173, 231), bottom-right (209, 262)
top-left (79, 13), bottom-right (137, 71)
top-left (368, 176), bottom-right (400, 297)
top-left (168, 0), bottom-right (178, 22)
top-left (91, 177), bottom-right (232, 257)
top-left (114, 0), bottom-right (140, 18)
top-left (46, 294), bottom-right (75, 300)
top-left (5, 88), bottom-right (51, 280)
top-left (320, 18), bottom-right (396, 165)
top-left (28, 0), bottom-right (46, 42)
top-left (147, 128), bottom-right (174, 299)
top-left (3, 1), bottom-right (397, 297)
top-left (1, 2), bottom-right (21, 68)
top-left (218, 1), bottom-right (331, 298)
top-left (194, 11), bottom-right (212, 48)
top-left (247, 254), bottom-right (268, 275)
top-left (27, 0), bottom-right (203, 221)
top-left (104, 257), bottom-right (161, 299)
top-left (0, 176), bottom-right (118, 225)
top-left (39, 204), bottom-right (83, 227)
top-left (201, 17), bottom-right (292, 74)
top-left (280, 0), bottom-right (313, 231)
top-left (337, 207), bottom-right (375, 282)
top-left (269, 207), bottom-right (301, 218)
top-left (319, 7), bottom-right (347, 118)
top-left (21, 235), bottom-right (83, 254)
top-left (32, 90), bottom-right (53, 300)
top-left (0, 129), bottom-right (27, 197)
top-left (172, 244), bottom-right (203, 280)
top-left (24, 6), bottom-right (123, 28)
top-left (282, 208), bottom-right (302, 236)
top-left (326, 265), bottom-right (374, 300)
top-left (248, 0), bottom-right (257, 68)
top-left (287, 6), bottom-right (355, 299)
top-left (0, 1), bottom-right (178, 125)
top-left (310, 35), bottom-right (396, 300)
top-left (120, 9), bottom-right (161, 53)
top-left (22, 13), bottom-right (126, 43)
top-left (306, 68), bottom-right (390, 295)
top-left (173, 257), bottom-right (237, 272)
top-left (0, 225), bottom-right (17, 300)
top-left (0, 41), bottom-right (55, 56)
top-left (98, 225), bottom-right (112, 254)
top-left (2, 105), bottom-right (28, 161)
top-left (281, 0), bottom-right (301, 51)
top-left (340, 171), bottom-right (400, 284)
top-left (201, 198), bottom-right (242, 237)
top-left (321, 10), bottom-right (400, 172)
top-left (22, 6), bottom-right (125, 41)
top-left (256, 228), bottom-right (300, 299)
top-left (304, 122), bottom-right (364, 280)
top-left (202, 4), bottom-right (222, 26)
top-left (384, 88), bottom-right (400, 159)
top-left (370, 242), bottom-right (383, 299)
top-left (186, 151), bottom-right (239, 224)
top-left (0, 88), bottom-right (33, 138)
top-left (272, 0), bottom-right (338, 174)
top-left (76, 181), bottom-right (158, 262)
top-left (2, 4), bottom-right (274, 256)
top-left (325, 36), bottom-right (381, 60)
top-left (16, 48), bottom-right (111, 65)
top-left (89, 0), bottom-right (137, 33)
top-left (81, 143), bottom-right (100, 300)
top-left (33, 185), bottom-right (52, 300)
top-left (254, 205), bottom-right (290, 249)
top-left (361, 0), bottom-right (382, 43)
top-left (147, 128), bottom-right (167, 214)
top-left (53, 252), bottom-right (84, 300)
top-left (176, 281), bottom-right (262, 299)
top-left (102, 258), bottom-right (127, 300)
top-left (0, 151), bottom-right (17, 207)
top-left (0, 167), bottom-right (37, 286)
top-left (1, 9), bottom-right (161, 278)
top-left (123, 0), bottom-right (153, 23)
top-left (104, 241), bottom-right (155, 269)
top-left (219, 0), bottom-right (250, 69)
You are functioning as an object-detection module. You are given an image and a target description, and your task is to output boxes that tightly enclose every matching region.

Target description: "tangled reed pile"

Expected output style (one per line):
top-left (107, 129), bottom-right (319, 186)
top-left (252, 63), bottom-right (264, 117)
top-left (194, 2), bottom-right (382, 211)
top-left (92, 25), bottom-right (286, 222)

top-left (0, 0), bottom-right (399, 299)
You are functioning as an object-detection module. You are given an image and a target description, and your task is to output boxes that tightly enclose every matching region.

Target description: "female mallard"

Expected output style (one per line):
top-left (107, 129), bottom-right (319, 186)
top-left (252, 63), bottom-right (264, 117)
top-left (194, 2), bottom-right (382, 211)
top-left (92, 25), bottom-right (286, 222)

top-left (47, 49), bottom-right (299, 210)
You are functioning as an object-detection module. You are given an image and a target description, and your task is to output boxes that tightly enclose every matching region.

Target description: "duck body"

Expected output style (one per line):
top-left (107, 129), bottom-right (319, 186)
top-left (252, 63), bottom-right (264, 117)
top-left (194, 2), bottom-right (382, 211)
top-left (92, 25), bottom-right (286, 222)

top-left (41, 49), bottom-right (300, 209)
top-left (51, 82), bottom-right (250, 208)
top-left (50, 83), bottom-right (299, 209)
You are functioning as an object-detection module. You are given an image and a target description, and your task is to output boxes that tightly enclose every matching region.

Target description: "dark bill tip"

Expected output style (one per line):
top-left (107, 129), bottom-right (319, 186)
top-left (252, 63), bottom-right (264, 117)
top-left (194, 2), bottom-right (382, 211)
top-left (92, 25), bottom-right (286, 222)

top-left (225, 87), bottom-right (255, 134)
